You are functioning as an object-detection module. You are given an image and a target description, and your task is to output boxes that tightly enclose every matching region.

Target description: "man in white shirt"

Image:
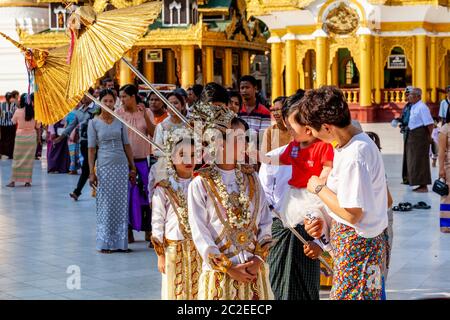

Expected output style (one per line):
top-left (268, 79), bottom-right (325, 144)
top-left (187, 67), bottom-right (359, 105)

top-left (438, 85), bottom-right (450, 124)
top-left (406, 88), bottom-right (434, 192)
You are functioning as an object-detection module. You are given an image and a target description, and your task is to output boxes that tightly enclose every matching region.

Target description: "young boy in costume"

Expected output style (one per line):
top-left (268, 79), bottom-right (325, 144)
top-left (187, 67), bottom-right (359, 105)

top-left (188, 102), bottom-right (274, 300)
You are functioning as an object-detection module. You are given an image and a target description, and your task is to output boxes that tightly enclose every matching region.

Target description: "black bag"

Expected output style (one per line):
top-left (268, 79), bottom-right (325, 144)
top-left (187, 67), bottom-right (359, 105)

top-left (80, 110), bottom-right (96, 140)
top-left (433, 178), bottom-right (449, 196)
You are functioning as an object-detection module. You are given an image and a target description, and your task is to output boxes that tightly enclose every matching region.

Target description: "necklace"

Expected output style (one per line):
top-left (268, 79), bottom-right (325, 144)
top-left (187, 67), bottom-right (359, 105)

top-left (209, 164), bottom-right (251, 229)
top-left (167, 165), bottom-right (192, 237)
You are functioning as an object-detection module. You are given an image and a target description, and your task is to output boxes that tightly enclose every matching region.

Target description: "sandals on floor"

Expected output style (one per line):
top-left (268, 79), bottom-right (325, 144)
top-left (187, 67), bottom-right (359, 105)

top-left (413, 201), bottom-right (431, 210)
top-left (393, 202), bottom-right (413, 212)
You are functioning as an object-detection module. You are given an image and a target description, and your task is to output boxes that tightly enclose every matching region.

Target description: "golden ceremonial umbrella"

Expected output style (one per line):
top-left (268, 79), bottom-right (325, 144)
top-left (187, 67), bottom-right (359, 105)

top-left (65, 1), bottom-right (161, 98)
top-left (65, 1), bottom-right (191, 127)
top-left (0, 32), bottom-right (81, 125)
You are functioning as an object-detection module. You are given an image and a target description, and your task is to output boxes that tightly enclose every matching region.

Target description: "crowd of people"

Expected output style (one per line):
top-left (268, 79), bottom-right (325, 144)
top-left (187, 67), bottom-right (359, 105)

top-left (2, 76), bottom-right (449, 300)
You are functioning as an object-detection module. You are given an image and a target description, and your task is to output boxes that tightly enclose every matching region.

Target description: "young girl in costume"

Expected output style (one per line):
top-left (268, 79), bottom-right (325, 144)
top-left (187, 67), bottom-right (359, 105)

top-left (151, 128), bottom-right (201, 300)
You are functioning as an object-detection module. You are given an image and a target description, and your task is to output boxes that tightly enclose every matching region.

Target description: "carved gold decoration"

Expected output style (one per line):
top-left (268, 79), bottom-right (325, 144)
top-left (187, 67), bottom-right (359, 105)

top-left (93, 0), bottom-right (149, 12)
top-left (245, 0), bottom-right (315, 17)
top-left (438, 37), bottom-right (450, 68)
top-left (319, 0), bottom-right (365, 25)
top-left (328, 36), bottom-right (360, 71)
top-left (381, 36), bottom-right (414, 69)
top-left (18, 29), bottom-right (69, 48)
top-left (324, 2), bottom-right (359, 35)
top-left (296, 40), bottom-right (315, 73)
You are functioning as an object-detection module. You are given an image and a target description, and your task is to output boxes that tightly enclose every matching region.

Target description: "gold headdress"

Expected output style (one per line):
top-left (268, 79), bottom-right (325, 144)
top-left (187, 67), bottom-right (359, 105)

top-left (189, 101), bottom-right (236, 133)
top-left (154, 128), bottom-right (193, 185)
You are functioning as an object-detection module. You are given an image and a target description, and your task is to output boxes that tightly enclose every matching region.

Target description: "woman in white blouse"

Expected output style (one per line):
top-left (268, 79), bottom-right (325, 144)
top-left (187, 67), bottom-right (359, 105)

top-left (299, 86), bottom-right (388, 300)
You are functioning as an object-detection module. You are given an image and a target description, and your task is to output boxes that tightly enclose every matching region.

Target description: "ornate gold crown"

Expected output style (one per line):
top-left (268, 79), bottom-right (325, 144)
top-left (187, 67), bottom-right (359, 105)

top-left (189, 101), bottom-right (236, 133)
top-left (164, 127), bottom-right (193, 155)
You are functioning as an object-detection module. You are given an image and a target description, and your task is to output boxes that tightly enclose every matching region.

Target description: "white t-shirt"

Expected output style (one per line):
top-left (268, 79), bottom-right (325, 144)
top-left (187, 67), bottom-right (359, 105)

top-left (408, 101), bottom-right (434, 131)
top-left (326, 132), bottom-right (388, 238)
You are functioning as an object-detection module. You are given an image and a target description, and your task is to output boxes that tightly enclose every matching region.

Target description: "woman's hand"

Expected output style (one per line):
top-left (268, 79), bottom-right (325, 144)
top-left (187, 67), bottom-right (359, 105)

top-left (157, 254), bottom-right (166, 274)
top-left (303, 241), bottom-right (323, 259)
top-left (439, 168), bottom-right (446, 179)
top-left (129, 170), bottom-right (136, 184)
top-left (304, 218), bottom-right (324, 239)
top-left (89, 173), bottom-right (97, 188)
top-left (227, 261), bottom-right (257, 283)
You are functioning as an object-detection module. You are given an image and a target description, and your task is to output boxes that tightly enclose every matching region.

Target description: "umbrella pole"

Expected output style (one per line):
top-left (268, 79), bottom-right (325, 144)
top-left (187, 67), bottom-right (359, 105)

top-left (120, 58), bottom-right (192, 129)
top-left (85, 92), bottom-right (165, 154)
top-left (268, 205), bottom-right (333, 274)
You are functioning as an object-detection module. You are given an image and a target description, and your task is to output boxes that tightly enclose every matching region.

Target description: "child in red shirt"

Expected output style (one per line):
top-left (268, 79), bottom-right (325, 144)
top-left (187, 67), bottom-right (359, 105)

top-left (269, 106), bottom-right (334, 256)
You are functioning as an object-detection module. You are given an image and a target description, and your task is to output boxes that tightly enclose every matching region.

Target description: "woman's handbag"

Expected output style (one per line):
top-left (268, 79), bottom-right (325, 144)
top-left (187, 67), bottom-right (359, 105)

top-left (433, 178), bottom-right (449, 196)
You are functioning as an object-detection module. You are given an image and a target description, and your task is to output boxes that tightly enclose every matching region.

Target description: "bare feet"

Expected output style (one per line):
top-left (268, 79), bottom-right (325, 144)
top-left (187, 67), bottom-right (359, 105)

top-left (413, 186), bottom-right (428, 193)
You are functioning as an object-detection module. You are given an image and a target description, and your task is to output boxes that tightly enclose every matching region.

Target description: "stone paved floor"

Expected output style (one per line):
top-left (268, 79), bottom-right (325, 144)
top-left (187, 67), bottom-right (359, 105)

top-left (0, 122), bottom-right (449, 300)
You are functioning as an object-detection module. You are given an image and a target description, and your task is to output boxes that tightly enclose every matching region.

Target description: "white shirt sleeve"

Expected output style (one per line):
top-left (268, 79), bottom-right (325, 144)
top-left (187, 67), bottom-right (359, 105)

top-left (254, 173), bottom-right (273, 243)
top-left (151, 186), bottom-right (168, 243)
top-left (258, 163), bottom-right (273, 206)
top-left (188, 177), bottom-right (221, 265)
top-left (420, 104), bottom-right (434, 127)
top-left (336, 160), bottom-right (372, 209)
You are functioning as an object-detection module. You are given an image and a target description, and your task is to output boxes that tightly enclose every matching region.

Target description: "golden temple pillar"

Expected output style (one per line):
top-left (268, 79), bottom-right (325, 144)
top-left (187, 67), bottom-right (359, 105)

top-left (143, 56), bottom-right (155, 84)
top-left (166, 49), bottom-right (176, 85)
top-left (205, 47), bottom-right (214, 84)
top-left (359, 33), bottom-right (372, 107)
top-left (299, 64), bottom-right (305, 89)
top-left (430, 37), bottom-right (437, 103)
top-left (374, 35), bottom-right (382, 104)
top-left (415, 35), bottom-right (427, 102)
top-left (271, 41), bottom-right (283, 101)
top-left (331, 54), bottom-right (339, 86)
top-left (119, 52), bottom-right (134, 86)
top-left (315, 35), bottom-right (328, 88)
top-left (304, 50), bottom-right (312, 89)
top-left (440, 56), bottom-right (447, 91)
top-left (285, 37), bottom-right (298, 95)
top-left (241, 50), bottom-right (250, 76)
top-left (223, 48), bottom-right (233, 87)
top-left (181, 45), bottom-right (195, 88)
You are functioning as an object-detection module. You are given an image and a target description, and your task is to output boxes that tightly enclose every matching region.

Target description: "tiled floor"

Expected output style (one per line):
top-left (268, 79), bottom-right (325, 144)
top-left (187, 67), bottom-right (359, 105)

top-left (0, 123), bottom-right (449, 300)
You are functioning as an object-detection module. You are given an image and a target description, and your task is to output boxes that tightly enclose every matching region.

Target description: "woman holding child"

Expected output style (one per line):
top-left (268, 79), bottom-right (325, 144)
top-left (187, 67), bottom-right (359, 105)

top-left (301, 86), bottom-right (388, 300)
